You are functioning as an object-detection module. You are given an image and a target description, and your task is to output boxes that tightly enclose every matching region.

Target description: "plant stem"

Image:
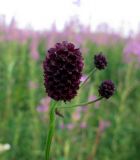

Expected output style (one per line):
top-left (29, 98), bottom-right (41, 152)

top-left (80, 68), bottom-right (97, 88)
top-left (45, 101), bottom-right (57, 160)
top-left (58, 97), bottom-right (103, 109)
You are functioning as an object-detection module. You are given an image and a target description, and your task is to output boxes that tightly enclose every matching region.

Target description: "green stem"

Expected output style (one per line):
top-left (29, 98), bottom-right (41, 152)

top-left (58, 97), bottom-right (103, 109)
top-left (80, 68), bottom-right (97, 88)
top-left (45, 101), bottom-right (57, 160)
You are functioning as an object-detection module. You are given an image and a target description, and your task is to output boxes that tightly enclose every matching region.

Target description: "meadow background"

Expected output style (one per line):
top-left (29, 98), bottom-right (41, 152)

top-left (0, 18), bottom-right (140, 160)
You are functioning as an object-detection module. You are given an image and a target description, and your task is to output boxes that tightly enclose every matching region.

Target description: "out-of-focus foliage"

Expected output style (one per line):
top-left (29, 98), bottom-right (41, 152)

top-left (0, 18), bottom-right (140, 160)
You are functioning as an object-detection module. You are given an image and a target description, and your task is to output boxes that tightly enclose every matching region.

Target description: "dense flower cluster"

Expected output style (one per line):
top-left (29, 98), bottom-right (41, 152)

top-left (94, 53), bottom-right (107, 70)
top-left (98, 80), bottom-right (115, 99)
top-left (43, 41), bottom-right (84, 101)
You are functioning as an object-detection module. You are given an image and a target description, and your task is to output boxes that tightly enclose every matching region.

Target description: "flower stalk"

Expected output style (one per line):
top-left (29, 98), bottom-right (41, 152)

top-left (45, 101), bottom-right (57, 160)
top-left (80, 68), bottom-right (97, 88)
top-left (58, 97), bottom-right (103, 109)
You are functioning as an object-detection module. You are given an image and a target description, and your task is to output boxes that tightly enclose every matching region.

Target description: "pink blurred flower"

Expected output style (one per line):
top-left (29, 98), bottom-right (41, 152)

top-left (37, 105), bottom-right (48, 113)
top-left (37, 97), bottom-right (50, 112)
top-left (18, 29), bottom-right (31, 43)
top-left (99, 120), bottom-right (111, 133)
top-left (88, 95), bottom-right (100, 109)
top-left (66, 123), bottom-right (75, 130)
top-left (60, 123), bottom-right (75, 130)
top-left (124, 39), bottom-right (140, 63)
top-left (30, 40), bottom-right (39, 60)
top-left (71, 105), bottom-right (89, 122)
top-left (80, 75), bottom-right (88, 83)
top-left (92, 33), bottom-right (110, 46)
top-left (60, 123), bottom-right (65, 129)
top-left (78, 106), bottom-right (88, 112)
top-left (72, 109), bottom-right (81, 121)
top-left (80, 122), bottom-right (87, 129)
top-left (81, 45), bottom-right (89, 55)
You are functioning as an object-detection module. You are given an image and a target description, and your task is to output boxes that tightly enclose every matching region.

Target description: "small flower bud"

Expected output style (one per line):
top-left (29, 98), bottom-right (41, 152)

top-left (98, 80), bottom-right (115, 99)
top-left (94, 53), bottom-right (107, 70)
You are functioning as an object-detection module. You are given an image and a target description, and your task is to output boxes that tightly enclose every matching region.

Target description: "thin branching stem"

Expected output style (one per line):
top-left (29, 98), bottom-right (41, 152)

top-left (58, 97), bottom-right (103, 109)
top-left (80, 68), bottom-right (97, 88)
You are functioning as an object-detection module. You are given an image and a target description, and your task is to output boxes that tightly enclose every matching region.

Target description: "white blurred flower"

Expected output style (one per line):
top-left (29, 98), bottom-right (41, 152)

top-left (0, 143), bottom-right (11, 153)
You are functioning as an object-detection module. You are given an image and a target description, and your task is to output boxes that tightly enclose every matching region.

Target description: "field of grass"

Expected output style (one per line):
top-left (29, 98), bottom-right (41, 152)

top-left (0, 20), bottom-right (140, 160)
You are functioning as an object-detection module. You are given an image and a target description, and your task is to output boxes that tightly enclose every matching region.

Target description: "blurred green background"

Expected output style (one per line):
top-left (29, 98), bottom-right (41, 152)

top-left (0, 19), bottom-right (140, 160)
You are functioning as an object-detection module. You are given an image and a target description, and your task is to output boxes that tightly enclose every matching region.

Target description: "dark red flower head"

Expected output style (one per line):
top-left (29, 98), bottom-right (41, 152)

top-left (94, 53), bottom-right (107, 70)
top-left (98, 80), bottom-right (115, 99)
top-left (43, 41), bottom-right (84, 102)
